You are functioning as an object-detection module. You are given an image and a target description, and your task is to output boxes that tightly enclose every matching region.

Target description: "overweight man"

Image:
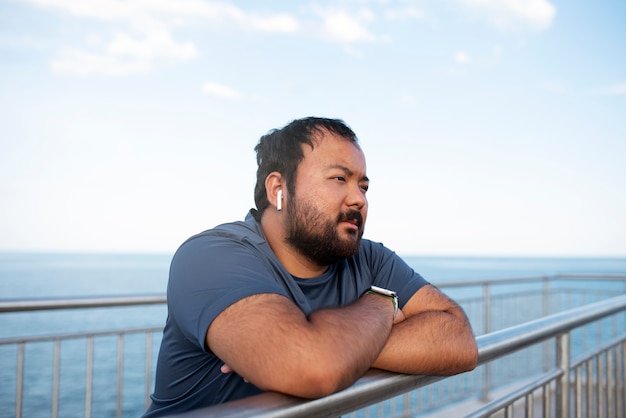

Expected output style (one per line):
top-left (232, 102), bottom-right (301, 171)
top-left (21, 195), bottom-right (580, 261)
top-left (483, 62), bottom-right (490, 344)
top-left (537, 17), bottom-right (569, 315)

top-left (144, 117), bottom-right (478, 417)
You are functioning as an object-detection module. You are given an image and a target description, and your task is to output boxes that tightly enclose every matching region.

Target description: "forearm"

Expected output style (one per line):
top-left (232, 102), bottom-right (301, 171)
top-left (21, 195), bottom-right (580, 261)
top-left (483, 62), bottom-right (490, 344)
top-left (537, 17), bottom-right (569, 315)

top-left (209, 292), bottom-right (396, 398)
top-left (372, 307), bottom-right (478, 375)
top-left (300, 294), bottom-right (395, 392)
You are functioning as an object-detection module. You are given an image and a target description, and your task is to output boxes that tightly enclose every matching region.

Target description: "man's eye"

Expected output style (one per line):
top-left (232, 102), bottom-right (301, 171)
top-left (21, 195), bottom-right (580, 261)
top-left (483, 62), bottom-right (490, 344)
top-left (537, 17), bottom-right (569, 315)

top-left (335, 176), bottom-right (346, 182)
top-left (360, 185), bottom-right (369, 192)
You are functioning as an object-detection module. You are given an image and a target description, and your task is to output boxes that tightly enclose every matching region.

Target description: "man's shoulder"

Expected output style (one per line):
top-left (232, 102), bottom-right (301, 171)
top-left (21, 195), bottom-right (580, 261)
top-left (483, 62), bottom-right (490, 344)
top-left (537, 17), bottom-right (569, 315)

top-left (356, 238), bottom-right (391, 257)
top-left (183, 211), bottom-right (264, 247)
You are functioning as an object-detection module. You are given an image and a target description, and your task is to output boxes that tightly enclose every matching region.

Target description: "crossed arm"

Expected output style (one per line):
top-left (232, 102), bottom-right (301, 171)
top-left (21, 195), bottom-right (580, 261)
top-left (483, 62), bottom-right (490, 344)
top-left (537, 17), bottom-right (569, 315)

top-left (372, 284), bottom-right (478, 375)
top-left (208, 284), bottom-right (477, 399)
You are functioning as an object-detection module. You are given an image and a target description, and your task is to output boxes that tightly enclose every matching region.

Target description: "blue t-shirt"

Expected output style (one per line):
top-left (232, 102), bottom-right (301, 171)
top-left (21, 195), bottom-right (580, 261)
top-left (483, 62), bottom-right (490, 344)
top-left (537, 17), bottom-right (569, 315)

top-left (144, 211), bottom-right (428, 417)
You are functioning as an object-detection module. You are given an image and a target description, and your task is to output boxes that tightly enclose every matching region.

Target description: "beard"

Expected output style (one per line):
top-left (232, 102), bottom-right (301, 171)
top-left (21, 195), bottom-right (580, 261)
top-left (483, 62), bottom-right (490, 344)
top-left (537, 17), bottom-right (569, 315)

top-left (285, 195), bottom-right (364, 266)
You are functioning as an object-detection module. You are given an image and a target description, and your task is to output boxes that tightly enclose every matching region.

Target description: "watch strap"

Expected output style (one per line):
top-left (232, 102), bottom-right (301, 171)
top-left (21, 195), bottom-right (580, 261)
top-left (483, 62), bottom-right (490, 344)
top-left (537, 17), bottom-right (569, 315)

top-left (366, 286), bottom-right (398, 319)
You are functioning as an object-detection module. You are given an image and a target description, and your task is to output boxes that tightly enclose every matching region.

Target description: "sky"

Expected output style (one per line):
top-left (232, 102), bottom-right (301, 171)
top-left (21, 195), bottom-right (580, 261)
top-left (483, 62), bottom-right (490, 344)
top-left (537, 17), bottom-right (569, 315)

top-left (1, 0), bottom-right (625, 257)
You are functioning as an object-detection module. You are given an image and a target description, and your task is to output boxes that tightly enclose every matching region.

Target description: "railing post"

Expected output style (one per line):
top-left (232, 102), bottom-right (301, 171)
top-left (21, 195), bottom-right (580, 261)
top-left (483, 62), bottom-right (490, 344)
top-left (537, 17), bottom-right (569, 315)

top-left (543, 276), bottom-right (551, 372)
top-left (16, 342), bottom-right (24, 418)
top-left (482, 282), bottom-right (491, 402)
top-left (556, 332), bottom-right (570, 418)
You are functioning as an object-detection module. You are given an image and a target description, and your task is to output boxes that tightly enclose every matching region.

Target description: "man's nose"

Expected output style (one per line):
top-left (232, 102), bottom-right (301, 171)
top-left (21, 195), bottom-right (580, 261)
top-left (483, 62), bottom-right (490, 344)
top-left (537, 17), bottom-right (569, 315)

top-left (346, 184), bottom-right (367, 209)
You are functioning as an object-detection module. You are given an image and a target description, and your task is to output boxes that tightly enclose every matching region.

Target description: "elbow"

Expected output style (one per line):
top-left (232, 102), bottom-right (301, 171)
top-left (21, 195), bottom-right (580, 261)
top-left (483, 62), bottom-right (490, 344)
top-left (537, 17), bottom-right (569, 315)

top-left (297, 367), bottom-right (348, 398)
top-left (450, 337), bottom-right (479, 375)
top-left (431, 335), bottom-right (478, 376)
top-left (461, 341), bottom-right (479, 372)
top-left (260, 363), bottom-right (352, 399)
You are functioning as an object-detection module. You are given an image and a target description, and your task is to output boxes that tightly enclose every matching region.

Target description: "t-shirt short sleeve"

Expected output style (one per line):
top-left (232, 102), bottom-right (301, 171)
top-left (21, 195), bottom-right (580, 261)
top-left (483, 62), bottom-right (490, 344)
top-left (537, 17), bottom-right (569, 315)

top-left (167, 233), bottom-right (289, 350)
top-left (362, 240), bottom-right (429, 308)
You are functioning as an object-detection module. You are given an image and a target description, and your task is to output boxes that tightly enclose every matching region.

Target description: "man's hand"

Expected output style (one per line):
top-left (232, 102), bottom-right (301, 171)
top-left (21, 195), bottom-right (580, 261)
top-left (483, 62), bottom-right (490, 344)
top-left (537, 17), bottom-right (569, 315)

top-left (220, 364), bottom-right (248, 382)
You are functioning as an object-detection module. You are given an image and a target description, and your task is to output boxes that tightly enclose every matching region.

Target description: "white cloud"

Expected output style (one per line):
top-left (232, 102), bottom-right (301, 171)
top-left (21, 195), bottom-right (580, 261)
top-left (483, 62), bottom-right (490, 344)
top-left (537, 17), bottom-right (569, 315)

top-left (314, 7), bottom-right (377, 43)
top-left (453, 50), bottom-right (470, 64)
top-left (248, 14), bottom-right (299, 33)
top-left (385, 6), bottom-right (425, 21)
top-left (538, 80), bottom-right (567, 94)
top-left (51, 48), bottom-right (147, 76)
top-left (589, 83), bottom-right (626, 96)
top-left (202, 82), bottom-right (242, 100)
top-left (458, 0), bottom-right (556, 30)
top-left (28, 0), bottom-right (244, 23)
top-left (51, 26), bottom-right (198, 76)
top-left (25, 0), bottom-right (299, 75)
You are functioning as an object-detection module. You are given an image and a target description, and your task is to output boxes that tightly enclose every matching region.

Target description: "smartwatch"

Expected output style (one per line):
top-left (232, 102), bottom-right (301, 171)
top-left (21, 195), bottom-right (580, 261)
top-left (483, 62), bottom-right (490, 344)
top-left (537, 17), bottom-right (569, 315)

top-left (366, 285), bottom-right (398, 319)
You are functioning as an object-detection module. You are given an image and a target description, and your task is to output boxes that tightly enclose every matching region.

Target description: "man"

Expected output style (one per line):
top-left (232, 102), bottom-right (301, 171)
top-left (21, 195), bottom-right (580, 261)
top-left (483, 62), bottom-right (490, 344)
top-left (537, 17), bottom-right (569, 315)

top-left (144, 117), bottom-right (477, 417)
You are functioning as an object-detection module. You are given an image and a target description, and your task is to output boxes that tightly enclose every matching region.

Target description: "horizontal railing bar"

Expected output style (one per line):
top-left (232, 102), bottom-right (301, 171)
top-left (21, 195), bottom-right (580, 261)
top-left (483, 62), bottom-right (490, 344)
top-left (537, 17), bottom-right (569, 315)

top-left (570, 335), bottom-right (626, 369)
top-left (0, 326), bottom-right (163, 345)
top-left (431, 276), bottom-right (553, 288)
top-left (462, 369), bottom-right (563, 418)
top-left (554, 273), bottom-right (626, 280)
top-left (401, 274), bottom-right (626, 288)
top-left (0, 295), bottom-right (167, 312)
top-left (175, 371), bottom-right (446, 418)
top-left (477, 294), bottom-right (626, 364)
top-left (170, 293), bottom-right (626, 418)
top-left (468, 334), bottom-right (626, 418)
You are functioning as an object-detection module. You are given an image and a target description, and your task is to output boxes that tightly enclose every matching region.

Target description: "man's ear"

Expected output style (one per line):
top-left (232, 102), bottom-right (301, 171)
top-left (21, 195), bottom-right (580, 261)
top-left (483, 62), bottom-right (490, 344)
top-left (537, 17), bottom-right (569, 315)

top-left (265, 172), bottom-right (284, 212)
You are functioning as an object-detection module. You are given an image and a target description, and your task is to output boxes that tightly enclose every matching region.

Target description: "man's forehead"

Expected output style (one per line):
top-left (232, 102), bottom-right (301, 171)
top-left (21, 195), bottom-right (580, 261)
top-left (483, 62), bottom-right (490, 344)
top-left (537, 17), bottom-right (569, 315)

top-left (304, 128), bottom-right (363, 153)
top-left (299, 130), bottom-right (367, 174)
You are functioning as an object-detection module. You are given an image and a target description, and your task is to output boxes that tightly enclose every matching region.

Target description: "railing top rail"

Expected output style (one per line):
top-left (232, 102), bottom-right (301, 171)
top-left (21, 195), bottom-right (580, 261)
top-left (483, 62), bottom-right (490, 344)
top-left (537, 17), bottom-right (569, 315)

top-left (0, 326), bottom-right (164, 345)
top-left (171, 293), bottom-right (626, 418)
top-left (553, 273), bottom-right (626, 280)
top-left (0, 294), bottom-right (167, 313)
top-left (477, 293), bottom-right (626, 363)
top-left (396, 273), bottom-right (626, 288)
top-left (173, 371), bottom-right (446, 418)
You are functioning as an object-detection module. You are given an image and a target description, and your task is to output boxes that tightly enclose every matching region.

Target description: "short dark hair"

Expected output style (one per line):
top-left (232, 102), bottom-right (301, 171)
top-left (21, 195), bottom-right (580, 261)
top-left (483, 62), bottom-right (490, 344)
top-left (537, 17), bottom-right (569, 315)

top-left (253, 117), bottom-right (359, 220)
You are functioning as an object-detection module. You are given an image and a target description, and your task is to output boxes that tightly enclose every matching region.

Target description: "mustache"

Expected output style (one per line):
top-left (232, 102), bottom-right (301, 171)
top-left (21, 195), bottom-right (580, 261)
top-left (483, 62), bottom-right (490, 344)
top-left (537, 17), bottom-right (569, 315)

top-left (339, 210), bottom-right (363, 228)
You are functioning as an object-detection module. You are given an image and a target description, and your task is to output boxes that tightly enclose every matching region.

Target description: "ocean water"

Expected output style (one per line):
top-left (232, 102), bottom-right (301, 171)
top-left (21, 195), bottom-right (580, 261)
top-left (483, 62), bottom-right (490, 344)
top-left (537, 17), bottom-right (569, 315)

top-left (1, 252), bottom-right (626, 417)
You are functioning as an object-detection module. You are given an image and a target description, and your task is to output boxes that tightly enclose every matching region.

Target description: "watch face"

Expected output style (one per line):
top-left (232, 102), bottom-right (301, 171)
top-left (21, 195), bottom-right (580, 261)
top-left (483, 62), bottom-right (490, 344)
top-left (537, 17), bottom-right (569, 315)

top-left (370, 285), bottom-right (397, 297)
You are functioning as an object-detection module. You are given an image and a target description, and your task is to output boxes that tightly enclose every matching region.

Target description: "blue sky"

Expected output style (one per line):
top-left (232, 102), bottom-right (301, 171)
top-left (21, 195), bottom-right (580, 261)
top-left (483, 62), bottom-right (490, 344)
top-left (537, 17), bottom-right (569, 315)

top-left (1, 0), bottom-right (625, 256)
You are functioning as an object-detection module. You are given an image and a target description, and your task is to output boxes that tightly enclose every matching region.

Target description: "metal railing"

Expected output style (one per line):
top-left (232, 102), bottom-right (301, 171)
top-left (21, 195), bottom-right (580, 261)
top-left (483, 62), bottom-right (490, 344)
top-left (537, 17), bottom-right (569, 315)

top-left (6, 327), bottom-right (163, 418)
top-left (0, 296), bottom-right (166, 418)
top-left (179, 294), bottom-right (626, 417)
top-left (1, 274), bottom-right (625, 418)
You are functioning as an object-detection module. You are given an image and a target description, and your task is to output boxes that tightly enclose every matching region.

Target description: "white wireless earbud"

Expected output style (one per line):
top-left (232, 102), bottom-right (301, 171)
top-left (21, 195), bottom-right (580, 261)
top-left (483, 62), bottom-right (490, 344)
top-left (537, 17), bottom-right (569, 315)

top-left (276, 190), bottom-right (283, 211)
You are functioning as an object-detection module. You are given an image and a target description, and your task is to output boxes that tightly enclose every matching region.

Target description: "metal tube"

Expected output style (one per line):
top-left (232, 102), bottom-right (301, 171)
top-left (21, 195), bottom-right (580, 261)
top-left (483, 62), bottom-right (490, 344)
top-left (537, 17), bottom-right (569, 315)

top-left (117, 333), bottom-right (124, 418)
top-left (615, 342), bottom-right (626, 417)
top-left (543, 276), bottom-right (551, 373)
top-left (524, 393), bottom-right (533, 418)
top-left (607, 347), bottom-right (614, 418)
top-left (0, 294), bottom-right (167, 313)
top-left (556, 333), bottom-right (570, 418)
top-left (145, 332), bottom-right (153, 410)
top-left (586, 359), bottom-right (593, 418)
top-left (16, 342), bottom-right (24, 418)
top-left (52, 339), bottom-right (60, 418)
top-left (575, 365), bottom-right (582, 418)
top-left (85, 336), bottom-right (93, 418)
top-left (597, 353), bottom-right (603, 418)
top-left (542, 383), bottom-right (550, 417)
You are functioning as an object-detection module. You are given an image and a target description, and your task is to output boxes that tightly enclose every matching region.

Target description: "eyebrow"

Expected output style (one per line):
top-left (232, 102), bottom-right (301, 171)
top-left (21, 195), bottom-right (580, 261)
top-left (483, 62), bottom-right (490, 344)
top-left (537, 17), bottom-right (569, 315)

top-left (327, 164), bottom-right (370, 183)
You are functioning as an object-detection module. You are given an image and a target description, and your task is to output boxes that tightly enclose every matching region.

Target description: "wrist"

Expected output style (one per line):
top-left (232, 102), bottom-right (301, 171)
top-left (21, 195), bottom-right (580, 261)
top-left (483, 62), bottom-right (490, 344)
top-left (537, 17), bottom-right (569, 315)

top-left (365, 286), bottom-right (398, 319)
